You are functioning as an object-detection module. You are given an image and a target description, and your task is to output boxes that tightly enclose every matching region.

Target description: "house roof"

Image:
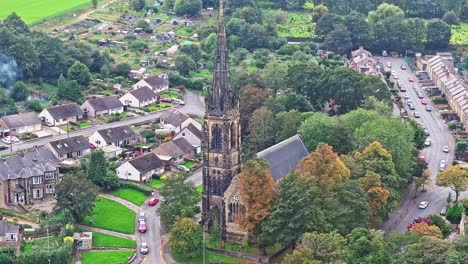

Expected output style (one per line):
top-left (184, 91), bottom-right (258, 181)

top-left (48, 135), bottom-right (91, 155)
top-left (83, 96), bottom-right (124, 112)
top-left (351, 47), bottom-right (372, 58)
top-left (43, 103), bottom-right (84, 120)
top-left (257, 134), bottom-right (309, 181)
top-left (0, 146), bottom-right (59, 181)
top-left (1, 112), bottom-right (41, 128)
top-left (160, 108), bottom-right (190, 127)
top-left (129, 87), bottom-right (158, 101)
top-left (173, 137), bottom-right (195, 153)
top-left (142, 75), bottom-right (168, 89)
top-left (184, 123), bottom-right (203, 139)
top-left (96, 125), bottom-right (137, 144)
top-left (0, 221), bottom-right (19, 236)
top-left (153, 141), bottom-right (184, 158)
top-left (127, 153), bottom-right (164, 174)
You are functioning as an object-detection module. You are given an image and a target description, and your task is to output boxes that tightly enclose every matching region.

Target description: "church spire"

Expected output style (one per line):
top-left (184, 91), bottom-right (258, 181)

top-left (207, 0), bottom-right (237, 114)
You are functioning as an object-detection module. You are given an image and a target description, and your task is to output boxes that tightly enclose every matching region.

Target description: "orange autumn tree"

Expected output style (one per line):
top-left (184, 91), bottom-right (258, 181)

top-left (409, 222), bottom-right (443, 239)
top-left (359, 171), bottom-right (390, 227)
top-left (297, 143), bottom-right (350, 189)
top-left (239, 158), bottom-right (276, 235)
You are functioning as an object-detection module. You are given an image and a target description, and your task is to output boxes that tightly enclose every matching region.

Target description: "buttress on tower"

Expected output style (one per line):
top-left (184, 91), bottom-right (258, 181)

top-left (202, 0), bottom-right (241, 241)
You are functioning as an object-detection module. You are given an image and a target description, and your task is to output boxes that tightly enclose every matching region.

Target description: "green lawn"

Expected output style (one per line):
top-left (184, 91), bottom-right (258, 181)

top-left (79, 121), bottom-right (91, 128)
top-left (82, 250), bottom-right (133, 264)
top-left (196, 185), bottom-right (203, 195)
top-left (83, 197), bottom-right (136, 234)
top-left (275, 11), bottom-right (314, 38)
top-left (0, 0), bottom-right (91, 24)
top-left (92, 231), bottom-right (136, 248)
top-left (182, 161), bottom-right (195, 169)
top-left (172, 251), bottom-right (247, 264)
top-left (110, 188), bottom-right (148, 206)
top-left (22, 236), bottom-right (63, 253)
top-left (146, 178), bottom-right (165, 190)
top-left (160, 90), bottom-right (180, 99)
top-left (451, 23), bottom-right (468, 45)
top-left (145, 103), bottom-right (172, 112)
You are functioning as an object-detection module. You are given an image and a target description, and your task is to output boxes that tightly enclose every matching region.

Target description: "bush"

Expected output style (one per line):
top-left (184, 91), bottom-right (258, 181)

top-left (428, 214), bottom-right (452, 238)
top-left (446, 203), bottom-right (464, 224)
top-left (120, 182), bottom-right (151, 195)
top-left (456, 141), bottom-right (468, 152)
top-left (432, 96), bottom-right (447, 104)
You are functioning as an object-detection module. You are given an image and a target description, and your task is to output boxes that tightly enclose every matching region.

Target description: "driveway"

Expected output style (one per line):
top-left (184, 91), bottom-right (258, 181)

top-left (378, 57), bottom-right (467, 233)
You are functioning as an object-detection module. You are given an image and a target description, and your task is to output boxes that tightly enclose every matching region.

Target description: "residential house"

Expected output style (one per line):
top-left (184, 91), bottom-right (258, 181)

top-left (101, 145), bottom-right (123, 158)
top-left (173, 138), bottom-right (196, 158)
top-left (116, 153), bottom-right (164, 182)
top-left (88, 125), bottom-right (138, 148)
top-left (81, 96), bottom-right (124, 118)
top-left (173, 123), bottom-right (202, 153)
top-left (38, 103), bottom-right (84, 126)
top-left (0, 112), bottom-right (42, 137)
top-left (132, 74), bottom-right (169, 93)
top-left (47, 135), bottom-right (91, 161)
top-left (119, 87), bottom-right (159, 108)
top-left (159, 108), bottom-right (202, 134)
top-left (349, 46), bottom-right (380, 76)
top-left (0, 219), bottom-right (20, 247)
top-left (152, 141), bottom-right (185, 164)
top-left (0, 146), bottom-right (60, 207)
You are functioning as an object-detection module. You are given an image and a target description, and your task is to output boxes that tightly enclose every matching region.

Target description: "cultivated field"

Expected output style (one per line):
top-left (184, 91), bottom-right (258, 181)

top-left (0, 0), bottom-right (90, 24)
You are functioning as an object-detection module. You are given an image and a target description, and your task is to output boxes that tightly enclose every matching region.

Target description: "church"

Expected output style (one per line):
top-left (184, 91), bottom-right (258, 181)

top-left (201, 0), bottom-right (309, 243)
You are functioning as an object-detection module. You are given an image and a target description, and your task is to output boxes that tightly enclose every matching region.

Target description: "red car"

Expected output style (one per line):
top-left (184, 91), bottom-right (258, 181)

top-left (408, 76), bottom-right (414, 82)
top-left (421, 99), bottom-right (427, 105)
top-left (148, 197), bottom-right (159, 206)
top-left (138, 221), bottom-right (147, 233)
top-left (419, 155), bottom-right (426, 162)
top-left (160, 98), bottom-right (173, 103)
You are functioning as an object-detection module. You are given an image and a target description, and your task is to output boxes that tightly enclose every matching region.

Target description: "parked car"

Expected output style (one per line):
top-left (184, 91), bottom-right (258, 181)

top-left (418, 201), bottom-right (429, 209)
top-left (439, 160), bottom-right (446, 171)
top-left (138, 221), bottom-right (147, 233)
top-left (440, 207), bottom-right (447, 216)
top-left (138, 212), bottom-right (145, 222)
top-left (413, 84), bottom-right (419, 90)
top-left (424, 129), bottom-right (429, 136)
top-left (393, 75), bottom-right (399, 79)
top-left (414, 111), bottom-right (420, 118)
top-left (409, 104), bottom-right (415, 110)
top-left (408, 76), bottom-right (414, 82)
top-left (426, 105), bottom-right (432, 112)
top-left (419, 155), bottom-right (426, 162)
top-left (418, 93), bottom-right (424, 99)
top-left (406, 99), bottom-right (413, 106)
top-left (421, 99), bottom-right (427, 105)
top-left (0, 146), bottom-right (8, 151)
top-left (140, 242), bottom-right (149, 254)
top-left (401, 64), bottom-right (406, 70)
top-left (160, 98), bottom-right (173, 103)
top-left (148, 197), bottom-right (159, 206)
top-left (177, 164), bottom-right (189, 172)
top-left (443, 146), bottom-right (449, 153)
top-left (173, 99), bottom-right (185, 105)
top-left (1, 138), bottom-right (10, 144)
top-left (403, 93), bottom-right (410, 99)
top-left (387, 62), bottom-right (392, 67)
top-left (424, 138), bottom-right (431, 146)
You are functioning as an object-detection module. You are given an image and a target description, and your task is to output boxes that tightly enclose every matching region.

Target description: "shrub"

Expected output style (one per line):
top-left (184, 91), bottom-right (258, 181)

top-left (428, 214), bottom-right (452, 238)
top-left (120, 182), bottom-right (151, 195)
top-left (456, 141), bottom-right (468, 152)
top-left (446, 203), bottom-right (464, 224)
top-left (432, 97), bottom-right (447, 104)
top-left (448, 123), bottom-right (458, 130)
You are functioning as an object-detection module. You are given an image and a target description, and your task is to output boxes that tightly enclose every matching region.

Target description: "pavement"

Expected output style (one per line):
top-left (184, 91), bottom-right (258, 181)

top-left (378, 57), bottom-right (468, 233)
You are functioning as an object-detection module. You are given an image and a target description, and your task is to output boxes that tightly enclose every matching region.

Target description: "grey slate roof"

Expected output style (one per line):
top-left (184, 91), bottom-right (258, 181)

top-left (185, 123), bottom-right (202, 140)
top-left (84, 96), bottom-right (124, 112)
top-left (97, 125), bottom-right (137, 144)
top-left (0, 146), bottom-right (59, 181)
top-left (129, 87), bottom-right (158, 101)
top-left (45, 103), bottom-right (84, 120)
top-left (0, 221), bottom-right (19, 236)
top-left (1, 112), bottom-right (41, 128)
top-left (153, 141), bottom-right (185, 158)
top-left (257, 134), bottom-right (309, 181)
top-left (48, 135), bottom-right (91, 155)
top-left (160, 109), bottom-right (189, 127)
top-left (173, 137), bottom-right (195, 153)
top-left (144, 75), bottom-right (169, 90)
top-left (128, 153), bottom-right (164, 174)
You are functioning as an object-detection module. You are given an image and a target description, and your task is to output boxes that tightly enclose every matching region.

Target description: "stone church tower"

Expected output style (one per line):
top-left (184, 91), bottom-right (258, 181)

top-left (202, 0), bottom-right (241, 242)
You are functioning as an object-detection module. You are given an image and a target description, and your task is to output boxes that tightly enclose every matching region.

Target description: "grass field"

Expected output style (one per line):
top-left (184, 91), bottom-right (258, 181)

top-left (82, 250), bottom-right (133, 264)
top-left (146, 178), bottom-right (165, 189)
top-left (111, 188), bottom-right (148, 206)
top-left (0, 0), bottom-right (91, 24)
top-left (451, 23), bottom-right (468, 45)
top-left (172, 251), bottom-right (247, 264)
top-left (275, 11), bottom-right (313, 39)
top-left (92, 231), bottom-right (136, 248)
top-left (83, 197), bottom-right (136, 234)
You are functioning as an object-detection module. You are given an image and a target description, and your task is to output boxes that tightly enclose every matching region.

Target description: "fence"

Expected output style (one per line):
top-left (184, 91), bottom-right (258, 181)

top-left (29, 2), bottom-right (93, 26)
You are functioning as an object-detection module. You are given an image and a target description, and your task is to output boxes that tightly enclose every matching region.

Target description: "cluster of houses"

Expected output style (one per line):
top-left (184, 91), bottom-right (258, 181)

top-left (348, 46), bottom-right (382, 77)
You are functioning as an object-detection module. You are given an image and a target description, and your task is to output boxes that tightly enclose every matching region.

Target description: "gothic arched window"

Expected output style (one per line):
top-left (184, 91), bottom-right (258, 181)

top-left (228, 192), bottom-right (243, 223)
top-left (211, 124), bottom-right (222, 150)
top-left (230, 122), bottom-right (237, 149)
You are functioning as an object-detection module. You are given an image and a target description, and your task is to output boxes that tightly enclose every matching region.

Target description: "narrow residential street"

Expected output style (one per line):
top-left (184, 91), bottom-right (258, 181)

top-left (378, 57), bottom-right (467, 233)
top-left (179, 90), bottom-right (205, 118)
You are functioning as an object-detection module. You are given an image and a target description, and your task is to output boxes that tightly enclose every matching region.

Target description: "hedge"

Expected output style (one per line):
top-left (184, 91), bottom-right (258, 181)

top-left (120, 182), bottom-right (151, 195)
top-left (446, 203), bottom-right (464, 224)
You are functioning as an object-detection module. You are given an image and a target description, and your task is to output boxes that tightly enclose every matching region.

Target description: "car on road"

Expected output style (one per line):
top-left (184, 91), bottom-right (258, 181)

top-left (413, 84), bottom-right (419, 90)
top-left (173, 99), bottom-right (185, 105)
top-left (406, 99), bottom-right (413, 106)
top-left (140, 242), bottom-right (149, 254)
top-left (138, 221), bottom-right (147, 233)
top-left (419, 155), bottom-right (426, 161)
top-left (421, 99), bottom-right (427, 105)
top-left (0, 138), bottom-right (10, 144)
top-left (148, 197), bottom-right (159, 206)
top-left (138, 212), bottom-right (145, 222)
top-left (424, 129), bottom-right (429, 136)
top-left (426, 105), bottom-right (432, 112)
top-left (160, 98), bottom-right (173, 103)
top-left (401, 64), bottom-right (406, 70)
top-left (177, 164), bottom-right (189, 172)
top-left (408, 103), bottom-right (415, 110)
top-left (439, 160), bottom-right (446, 171)
top-left (414, 111), bottom-right (420, 118)
top-left (391, 71), bottom-right (396, 76)
top-left (403, 93), bottom-right (410, 99)
top-left (393, 75), bottom-right (399, 79)
top-left (443, 146), bottom-right (450, 153)
top-left (0, 146), bottom-right (8, 151)
top-left (424, 138), bottom-right (431, 146)
top-left (440, 207), bottom-right (447, 216)
top-left (408, 76), bottom-right (414, 82)
top-left (418, 201), bottom-right (429, 209)
top-left (417, 93), bottom-right (424, 99)
top-left (387, 62), bottom-right (392, 67)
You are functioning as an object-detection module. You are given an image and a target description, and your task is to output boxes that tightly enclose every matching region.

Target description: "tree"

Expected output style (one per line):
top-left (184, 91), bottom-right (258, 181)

top-left (436, 165), bottom-right (468, 202)
top-left (311, 4), bottom-right (328, 22)
top-left (298, 143), bottom-right (350, 188)
top-left (87, 149), bottom-right (107, 188)
top-left (345, 227), bottom-right (388, 264)
top-left (427, 214), bottom-right (452, 238)
top-left (263, 61), bottom-right (288, 96)
top-left (238, 158), bottom-right (276, 235)
top-left (344, 11), bottom-right (371, 49)
top-left (324, 25), bottom-right (353, 55)
top-left (92, 0), bottom-right (98, 8)
top-left (368, 3), bottom-right (404, 24)
top-left (315, 13), bottom-right (342, 40)
top-left (299, 112), bottom-right (345, 152)
top-left (113, 63), bottom-right (131, 77)
top-left (27, 99), bottom-right (43, 112)
top-left (67, 61), bottom-right (91, 87)
top-left (0, 253), bottom-right (13, 264)
top-left (408, 221), bottom-right (443, 238)
top-left (174, 0), bottom-right (202, 16)
top-left (282, 246), bottom-right (319, 264)
top-left (407, 18), bottom-right (427, 51)
top-left (55, 173), bottom-right (98, 223)
top-left (443, 10), bottom-right (460, 25)
top-left (359, 172), bottom-right (391, 226)
top-left (136, 19), bottom-right (152, 33)
top-left (247, 107), bottom-right (275, 152)
top-left (302, 231), bottom-right (347, 262)
top-left (169, 218), bottom-right (202, 258)
top-left (131, 0), bottom-right (146, 10)
top-left (267, 93), bottom-right (312, 114)
top-left (10, 81), bottom-right (29, 101)
top-left (158, 173), bottom-right (199, 231)
top-left (239, 86), bottom-right (268, 135)
top-left (274, 110), bottom-right (302, 143)
top-left (414, 169), bottom-right (431, 194)
top-left (63, 80), bottom-right (83, 103)
top-left (426, 19), bottom-right (452, 50)
top-left (403, 236), bottom-right (454, 264)
top-left (175, 54), bottom-right (197, 76)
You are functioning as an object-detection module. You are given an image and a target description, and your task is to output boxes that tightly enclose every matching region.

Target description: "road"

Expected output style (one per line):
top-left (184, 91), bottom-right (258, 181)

top-left (179, 90), bottom-right (205, 118)
top-left (378, 57), bottom-right (467, 233)
top-left (134, 197), bottom-right (163, 264)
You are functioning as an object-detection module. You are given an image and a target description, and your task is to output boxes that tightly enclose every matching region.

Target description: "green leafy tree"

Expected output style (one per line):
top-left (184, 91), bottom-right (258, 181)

top-left (263, 60), bottom-right (288, 96)
top-left (403, 236), bottom-right (454, 264)
top-left (87, 149), bottom-right (108, 188)
top-left (174, 0), bottom-right (203, 16)
top-left (407, 18), bottom-right (427, 52)
top-left (175, 54), bottom-right (197, 76)
top-left (315, 13), bottom-right (342, 40)
top-left (67, 61), bottom-right (91, 87)
top-left (169, 218), bottom-right (202, 258)
top-left (158, 173), bottom-right (199, 231)
top-left (247, 107), bottom-right (275, 152)
top-left (10, 81), bottom-right (29, 101)
top-left (414, 169), bottom-right (431, 193)
top-left (324, 25), bottom-right (353, 55)
top-left (0, 253), bottom-right (13, 264)
top-left (344, 11), bottom-right (371, 49)
top-left (345, 228), bottom-right (389, 264)
top-left (27, 99), bottom-right (43, 112)
top-left (368, 3), bottom-right (404, 24)
top-left (426, 19), bottom-right (452, 50)
top-left (436, 165), bottom-right (468, 202)
top-left (136, 19), bottom-right (153, 33)
top-left (55, 173), bottom-right (98, 223)
top-left (92, 0), bottom-right (98, 8)
top-left (64, 80), bottom-right (84, 103)
top-left (113, 63), bottom-right (131, 77)
top-left (443, 10), bottom-right (460, 25)
top-left (311, 4), bottom-right (328, 22)
top-left (299, 112), bottom-right (345, 152)
top-left (274, 110), bottom-right (302, 143)
top-left (427, 214), bottom-right (452, 238)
